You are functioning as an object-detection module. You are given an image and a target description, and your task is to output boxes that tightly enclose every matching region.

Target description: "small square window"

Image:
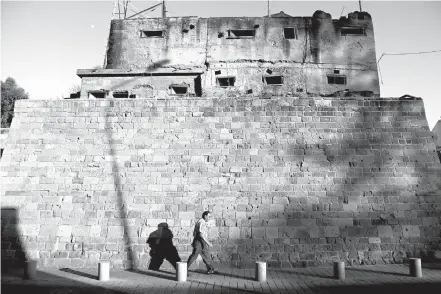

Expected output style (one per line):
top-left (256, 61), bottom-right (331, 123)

top-left (89, 91), bottom-right (106, 99)
top-left (141, 30), bottom-right (163, 38)
top-left (340, 27), bottom-right (365, 36)
top-left (216, 77), bottom-right (236, 87)
top-left (215, 70), bottom-right (221, 75)
top-left (170, 85), bottom-right (188, 95)
top-left (284, 27), bottom-right (297, 39)
top-left (334, 69), bottom-right (340, 74)
top-left (263, 75), bottom-right (283, 85)
top-left (327, 75), bottom-right (346, 85)
top-left (227, 30), bottom-right (255, 39)
top-left (113, 91), bottom-right (129, 98)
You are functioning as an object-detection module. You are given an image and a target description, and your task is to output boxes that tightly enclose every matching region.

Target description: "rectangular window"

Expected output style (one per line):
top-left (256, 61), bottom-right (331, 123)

top-left (334, 69), bottom-right (340, 74)
top-left (140, 30), bottom-right (163, 38)
top-left (227, 29), bottom-right (255, 39)
top-left (263, 75), bottom-right (283, 85)
top-left (89, 91), bottom-right (106, 99)
top-left (113, 91), bottom-right (129, 98)
top-left (170, 85), bottom-right (188, 95)
top-left (284, 27), bottom-right (297, 39)
top-left (327, 75), bottom-right (347, 85)
top-left (216, 77), bottom-right (236, 87)
top-left (340, 27), bottom-right (365, 36)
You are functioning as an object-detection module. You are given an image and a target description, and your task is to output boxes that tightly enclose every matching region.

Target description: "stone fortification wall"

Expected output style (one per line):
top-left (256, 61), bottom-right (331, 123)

top-left (1, 97), bottom-right (440, 269)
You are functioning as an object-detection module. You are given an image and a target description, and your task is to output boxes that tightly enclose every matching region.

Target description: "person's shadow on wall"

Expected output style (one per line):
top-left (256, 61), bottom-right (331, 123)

top-left (147, 223), bottom-right (181, 271)
top-left (1, 207), bottom-right (27, 273)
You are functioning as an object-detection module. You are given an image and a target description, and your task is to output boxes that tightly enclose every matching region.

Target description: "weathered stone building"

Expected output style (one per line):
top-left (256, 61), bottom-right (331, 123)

top-left (77, 11), bottom-right (380, 99)
top-left (1, 10), bottom-right (440, 270)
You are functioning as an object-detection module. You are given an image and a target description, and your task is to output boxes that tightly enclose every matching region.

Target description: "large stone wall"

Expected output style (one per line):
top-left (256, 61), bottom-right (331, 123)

top-left (1, 97), bottom-right (440, 269)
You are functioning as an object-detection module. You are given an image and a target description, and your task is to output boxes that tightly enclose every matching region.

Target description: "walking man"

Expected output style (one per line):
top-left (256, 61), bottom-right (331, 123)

top-left (187, 211), bottom-right (216, 274)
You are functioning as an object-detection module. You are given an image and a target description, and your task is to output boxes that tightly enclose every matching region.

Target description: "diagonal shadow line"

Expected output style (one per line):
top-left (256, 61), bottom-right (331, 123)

top-left (127, 269), bottom-right (176, 281)
top-left (212, 271), bottom-right (255, 281)
top-left (347, 267), bottom-right (409, 277)
top-left (104, 105), bottom-right (135, 270)
top-left (272, 270), bottom-right (335, 279)
top-left (59, 268), bottom-right (98, 280)
top-left (100, 59), bottom-right (171, 271)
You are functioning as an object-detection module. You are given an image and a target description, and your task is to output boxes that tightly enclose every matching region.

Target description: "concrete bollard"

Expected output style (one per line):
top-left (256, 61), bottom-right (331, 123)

top-left (255, 261), bottom-right (267, 282)
top-left (333, 261), bottom-right (345, 280)
top-left (409, 258), bottom-right (422, 278)
top-left (176, 262), bottom-right (187, 282)
top-left (24, 259), bottom-right (37, 280)
top-left (98, 261), bottom-right (110, 281)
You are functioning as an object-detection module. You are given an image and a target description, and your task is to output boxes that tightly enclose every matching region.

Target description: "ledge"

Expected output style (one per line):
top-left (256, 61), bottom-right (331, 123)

top-left (77, 68), bottom-right (205, 77)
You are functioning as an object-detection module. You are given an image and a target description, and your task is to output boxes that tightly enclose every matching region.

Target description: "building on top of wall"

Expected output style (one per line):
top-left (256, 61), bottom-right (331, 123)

top-left (75, 10), bottom-right (380, 99)
top-left (433, 117), bottom-right (441, 162)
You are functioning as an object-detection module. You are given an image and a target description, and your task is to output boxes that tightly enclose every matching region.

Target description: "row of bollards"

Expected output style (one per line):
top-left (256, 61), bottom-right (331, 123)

top-left (175, 261), bottom-right (267, 283)
top-left (22, 258), bottom-right (424, 282)
top-left (332, 258), bottom-right (423, 280)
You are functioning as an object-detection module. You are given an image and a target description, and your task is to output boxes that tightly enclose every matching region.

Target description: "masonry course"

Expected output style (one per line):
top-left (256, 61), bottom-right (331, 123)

top-left (1, 96), bottom-right (440, 269)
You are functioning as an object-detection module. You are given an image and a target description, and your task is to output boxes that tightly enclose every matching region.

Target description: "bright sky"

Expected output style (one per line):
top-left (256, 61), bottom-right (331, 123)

top-left (1, 0), bottom-right (441, 129)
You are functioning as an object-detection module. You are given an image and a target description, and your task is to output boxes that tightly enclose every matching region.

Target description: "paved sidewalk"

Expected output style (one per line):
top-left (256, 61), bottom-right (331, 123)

top-left (2, 264), bottom-right (441, 293)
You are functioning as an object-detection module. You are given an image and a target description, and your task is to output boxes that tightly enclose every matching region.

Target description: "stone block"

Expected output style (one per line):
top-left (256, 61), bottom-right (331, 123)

top-left (378, 225), bottom-right (393, 237)
top-left (252, 227), bottom-right (265, 239)
top-left (57, 225), bottom-right (72, 237)
top-left (266, 227), bottom-right (278, 239)
top-left (323, 226), bottom-right (340, 238)
top-left (179, 211), bottom-right (195, 220)
top-left (402, 225), bottom-right (420, 237)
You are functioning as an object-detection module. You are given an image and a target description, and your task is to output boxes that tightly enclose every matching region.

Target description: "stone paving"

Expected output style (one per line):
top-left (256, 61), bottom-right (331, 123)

top-left (2, 264), bottom-right (441, 294)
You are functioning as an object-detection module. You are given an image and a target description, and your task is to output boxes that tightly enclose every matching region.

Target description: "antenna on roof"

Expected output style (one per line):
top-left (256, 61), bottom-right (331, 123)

top-left (359, 0), bottom-right (363, 12)
top-left (268, 0), bottom-right (270, 17)
top-left (162, 0), bottom-right (167, 18)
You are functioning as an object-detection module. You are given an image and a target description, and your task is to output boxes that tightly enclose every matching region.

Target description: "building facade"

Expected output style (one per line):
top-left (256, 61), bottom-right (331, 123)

top-left (77, 10), bottom-right (380, 99)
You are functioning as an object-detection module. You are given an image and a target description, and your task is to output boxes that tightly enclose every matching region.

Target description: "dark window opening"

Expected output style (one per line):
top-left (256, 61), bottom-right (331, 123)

top-left (218, 32), bottom-right (224, 38)
top-left (69, 92), bottom-right (80, 99)
top-left (227, 29), bottom-right (255, 39)
top-left (266, 69), bottom-right (273, 74)
top-left (0, 149), bottom-right (3, 159)
top-left (215, 70), bottom-right (221, 75)
top-left (113, 91), bottom-right (129, 98)
top-left (141, 30), bottom-right (163, 38)
top-left (129, 94), bottom-right (136, 98)
top-left (334, 69), bottom-right (340, 74)
top-left (190, 24), bottom-right (195, 30)
top-left (264, 75), bottom-right (283, 85)
top-left (327, 75), bottom-right (347, 85)
top-left (341, 27), bottom-right (365, 36)
top-left (296, 88), bottom-right (303, 93)
top-left (284, 27), bottom-right (297, 39)
top-left (170, 85), bottom-right (188, 95)
top-left (246, 89), bottom-right (253, 94)
top-left (182, 29), bottom-right (189, 33)
top-left (89, 91), bottom-right (106, 99)
top-left (194, 75), bottom-right (202, 97)
top-left (216, 77), bottom-right (236, 87)
top-left (254, 24), bottom-right (260, 29)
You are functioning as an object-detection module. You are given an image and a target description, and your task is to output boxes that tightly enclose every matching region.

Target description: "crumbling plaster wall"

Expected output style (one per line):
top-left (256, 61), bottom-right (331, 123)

top-left (101, 12), bottom-right (379, 96)
top-left (1, 97), bottom-right (440, 269)
top-left (80, 75), bottom-right (200, 98)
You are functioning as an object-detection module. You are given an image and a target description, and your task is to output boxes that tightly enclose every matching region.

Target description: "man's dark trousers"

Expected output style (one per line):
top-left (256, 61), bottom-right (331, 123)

top-left (187, 239), bottom-right (214, 270)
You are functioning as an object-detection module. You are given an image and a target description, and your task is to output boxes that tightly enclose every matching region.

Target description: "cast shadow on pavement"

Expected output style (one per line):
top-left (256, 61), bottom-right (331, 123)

top-left (346, 267), bottom-right (409, 277)
top-left (60, 268), bottom-right (99, 280)
top-left (127, 268), bottom-right (176, 281)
